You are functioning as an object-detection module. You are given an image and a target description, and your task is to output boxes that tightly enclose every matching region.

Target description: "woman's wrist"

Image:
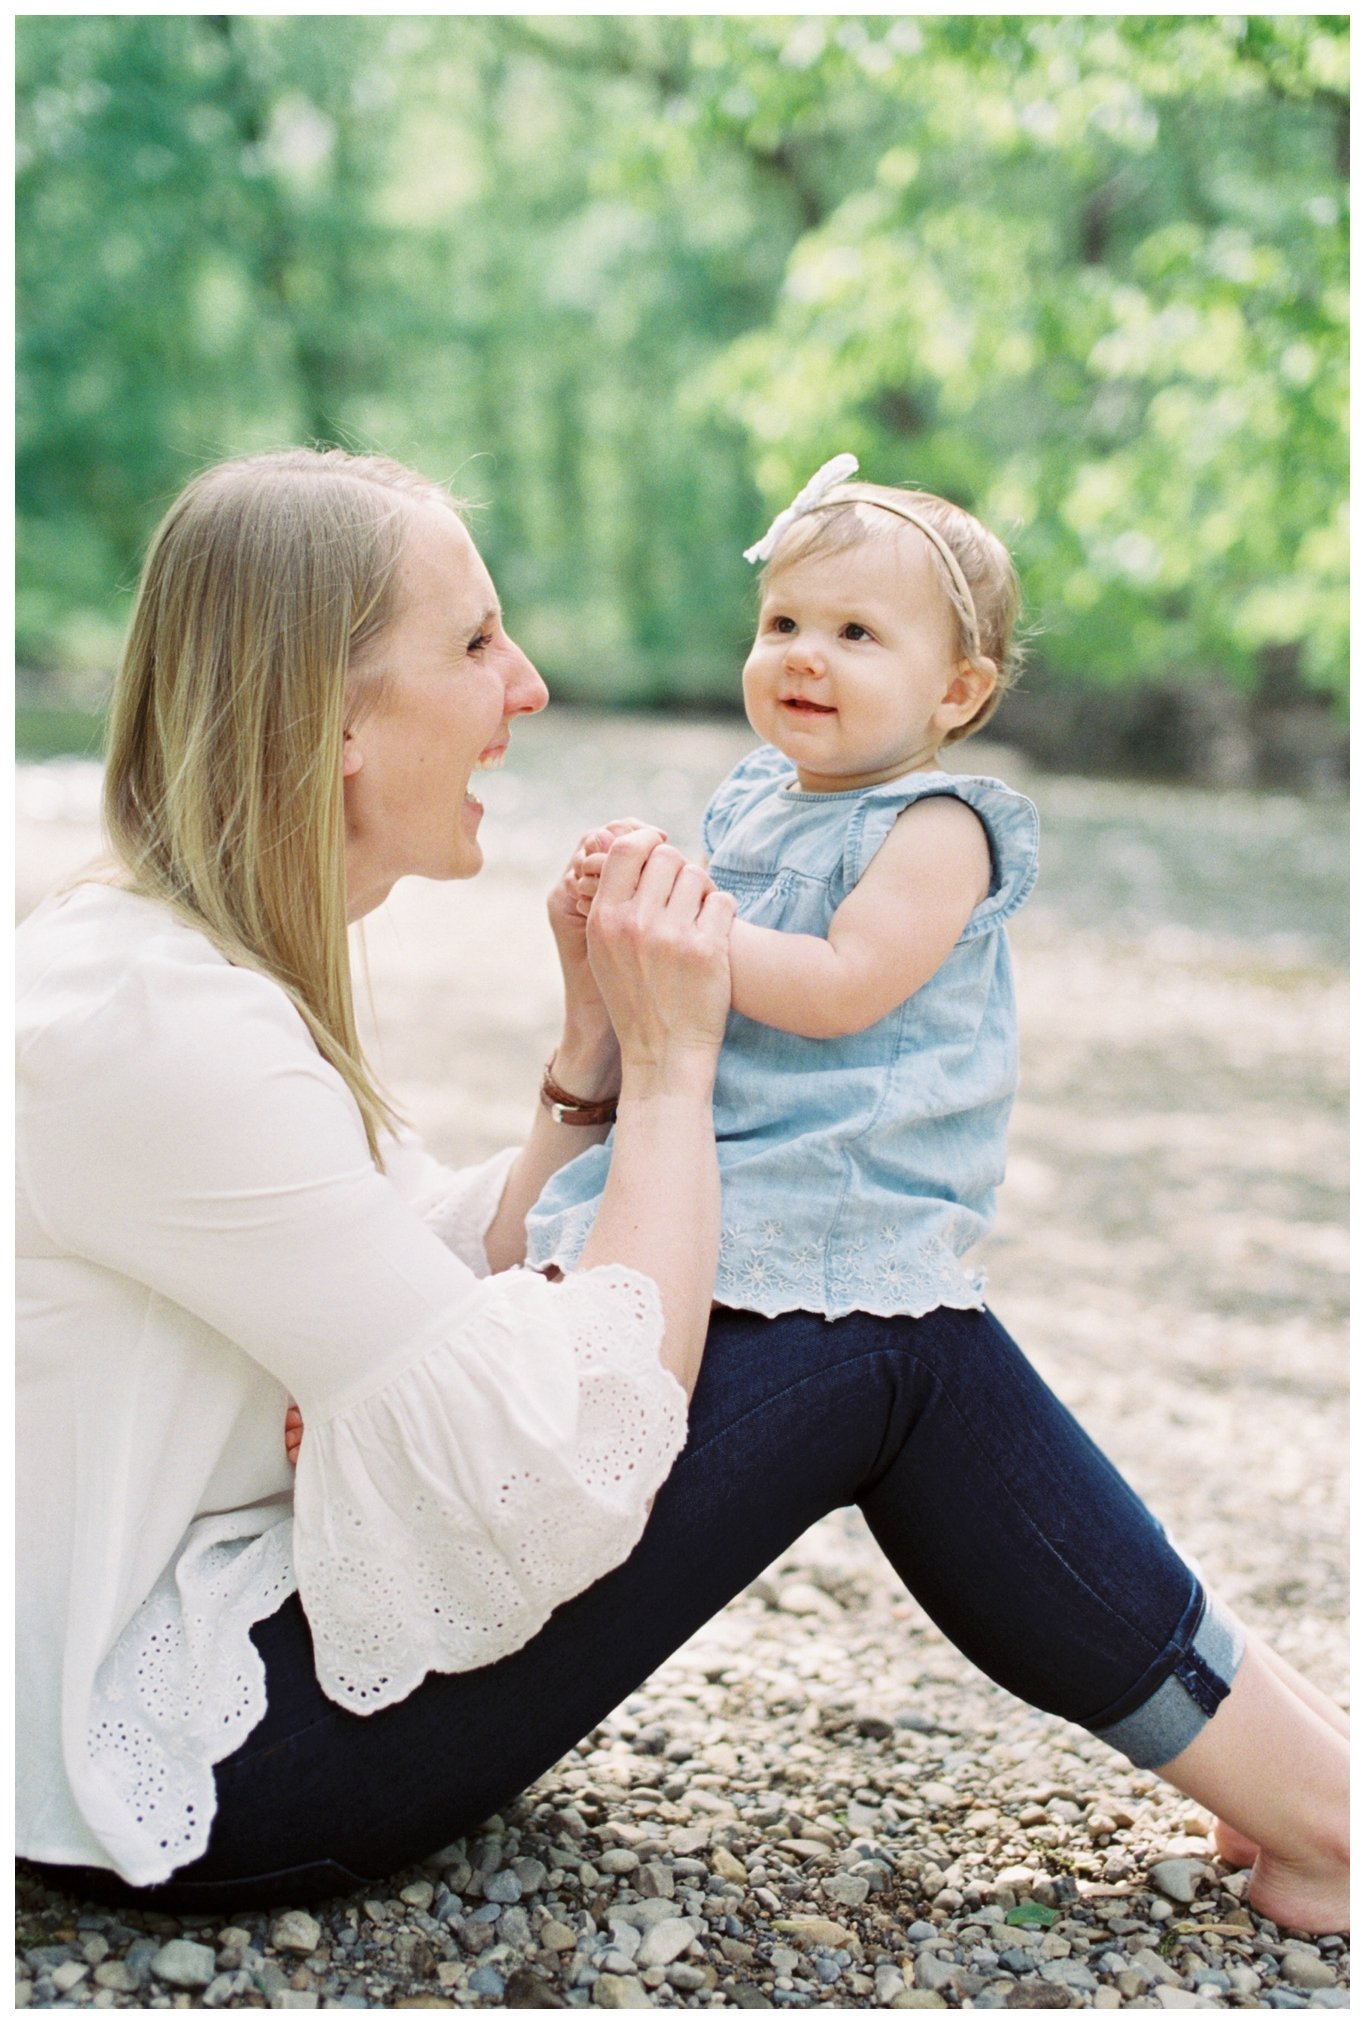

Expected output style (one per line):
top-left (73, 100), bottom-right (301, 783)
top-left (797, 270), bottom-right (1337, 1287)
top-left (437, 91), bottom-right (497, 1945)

top-left (547, 1022), bottom-right (621, 1105)
top-left (617, 1046), bottom-right (719, 1107)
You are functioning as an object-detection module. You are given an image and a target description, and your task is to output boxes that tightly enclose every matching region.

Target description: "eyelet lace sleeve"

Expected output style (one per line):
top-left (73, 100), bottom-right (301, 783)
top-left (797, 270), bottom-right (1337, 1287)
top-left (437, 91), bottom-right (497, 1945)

top-left (293, 1264), bottom-right (686, 1712)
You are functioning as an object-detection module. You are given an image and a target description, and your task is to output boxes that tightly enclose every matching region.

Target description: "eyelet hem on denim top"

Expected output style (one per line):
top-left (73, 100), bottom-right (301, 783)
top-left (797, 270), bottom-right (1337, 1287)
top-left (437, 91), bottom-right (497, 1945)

top-left (526, 745), bottom-right (1040, 1320)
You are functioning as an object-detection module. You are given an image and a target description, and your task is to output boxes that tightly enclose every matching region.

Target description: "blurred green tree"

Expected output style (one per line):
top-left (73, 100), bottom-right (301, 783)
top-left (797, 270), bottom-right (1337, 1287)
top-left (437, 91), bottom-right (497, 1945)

top-left (16, 14), bottom-right (1346, 723)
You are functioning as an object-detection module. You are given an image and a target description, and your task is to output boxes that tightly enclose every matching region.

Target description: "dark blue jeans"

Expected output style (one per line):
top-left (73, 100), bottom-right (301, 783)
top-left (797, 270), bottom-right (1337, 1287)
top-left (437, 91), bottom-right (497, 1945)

top-left (34, 1304), bottom-right (1241, 1911)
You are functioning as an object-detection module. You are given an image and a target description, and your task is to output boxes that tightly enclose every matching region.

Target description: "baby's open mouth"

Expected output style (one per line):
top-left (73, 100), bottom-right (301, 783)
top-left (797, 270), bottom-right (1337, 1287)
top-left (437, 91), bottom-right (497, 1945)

top-left (782, 698), bottom-right (836, 715)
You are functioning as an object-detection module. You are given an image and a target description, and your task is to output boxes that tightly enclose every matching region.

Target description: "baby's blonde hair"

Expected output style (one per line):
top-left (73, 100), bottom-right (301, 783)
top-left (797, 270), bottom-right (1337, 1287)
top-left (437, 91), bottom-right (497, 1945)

top-left (103, 447), bottom-right (462, 1162)
top-left (762, 483), bottom-right (1022, 744)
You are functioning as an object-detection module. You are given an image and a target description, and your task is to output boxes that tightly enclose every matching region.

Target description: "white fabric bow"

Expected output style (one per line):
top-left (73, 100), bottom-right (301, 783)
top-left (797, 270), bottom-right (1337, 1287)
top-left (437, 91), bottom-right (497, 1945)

top-left (742, 453), bottom-right (860, 565)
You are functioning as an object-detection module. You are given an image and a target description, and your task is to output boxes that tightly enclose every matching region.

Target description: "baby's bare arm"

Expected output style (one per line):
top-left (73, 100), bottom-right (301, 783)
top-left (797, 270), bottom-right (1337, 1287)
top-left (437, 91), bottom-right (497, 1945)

top-left (729, 797), bottom-right (991, 1039)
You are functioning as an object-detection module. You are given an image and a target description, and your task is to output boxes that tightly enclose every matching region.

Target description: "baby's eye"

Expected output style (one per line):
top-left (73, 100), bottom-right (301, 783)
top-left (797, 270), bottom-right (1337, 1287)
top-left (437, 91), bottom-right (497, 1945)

top-left (769, 615), bottom-right (796, 635)
top-left (842, 623), bottom-right (871, 642)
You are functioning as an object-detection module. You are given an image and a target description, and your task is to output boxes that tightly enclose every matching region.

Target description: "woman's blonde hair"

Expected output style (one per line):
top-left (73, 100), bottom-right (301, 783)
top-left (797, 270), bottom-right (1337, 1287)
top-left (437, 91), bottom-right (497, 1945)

top-left (764, 483), bottom-right (1023, 744)
top-left (103, 447), bottom-right (460, 1162)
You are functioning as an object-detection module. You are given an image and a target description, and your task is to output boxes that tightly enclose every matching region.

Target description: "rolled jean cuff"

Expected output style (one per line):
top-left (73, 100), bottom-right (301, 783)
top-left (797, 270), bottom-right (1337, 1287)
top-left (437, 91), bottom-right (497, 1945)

top-left (1092, 1588), bottom-right (1246, 1771)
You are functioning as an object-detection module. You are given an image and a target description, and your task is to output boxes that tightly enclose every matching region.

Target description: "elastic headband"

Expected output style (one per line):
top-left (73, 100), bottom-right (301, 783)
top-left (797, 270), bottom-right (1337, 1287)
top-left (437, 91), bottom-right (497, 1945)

top-left (743, 453), bottom-right (981, 655)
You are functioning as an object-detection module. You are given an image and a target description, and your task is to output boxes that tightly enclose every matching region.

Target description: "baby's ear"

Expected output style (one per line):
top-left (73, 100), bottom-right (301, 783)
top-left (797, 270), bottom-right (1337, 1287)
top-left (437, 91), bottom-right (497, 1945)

top-left (941, 657), bottom-right (997, 730)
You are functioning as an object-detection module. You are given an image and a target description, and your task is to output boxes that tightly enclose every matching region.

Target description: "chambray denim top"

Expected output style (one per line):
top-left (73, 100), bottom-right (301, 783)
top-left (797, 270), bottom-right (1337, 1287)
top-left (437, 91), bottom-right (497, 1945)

top-left (526, 744), bottom-right (1039, 1319)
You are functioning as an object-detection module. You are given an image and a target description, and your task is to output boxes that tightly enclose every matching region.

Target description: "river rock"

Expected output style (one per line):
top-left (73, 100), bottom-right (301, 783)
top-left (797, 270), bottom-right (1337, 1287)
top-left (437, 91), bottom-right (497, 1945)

top-left (270, 1911), bottom-right (322, 1955)
top-left (1280, 1949), bottom-right (1336, 1991)
top-left (151, 1939), bottom-right (217, 1989)
top-left (636, 1919), bottom-right (697, 1968)
top-left (1148, 1858), bottom-right (1207, 1904)
top-left (593, 1973), bottom-right (653, 2007)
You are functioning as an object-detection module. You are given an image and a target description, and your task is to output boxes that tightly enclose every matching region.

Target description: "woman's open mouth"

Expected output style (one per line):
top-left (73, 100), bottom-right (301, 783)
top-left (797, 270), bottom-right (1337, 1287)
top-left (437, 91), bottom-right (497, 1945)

top-left (466, 742), bottom-right (509, 811)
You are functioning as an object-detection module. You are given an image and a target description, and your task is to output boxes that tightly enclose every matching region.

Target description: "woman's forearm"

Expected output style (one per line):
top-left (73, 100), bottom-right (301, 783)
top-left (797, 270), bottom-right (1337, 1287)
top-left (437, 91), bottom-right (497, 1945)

top-left (483, 1020), bottom-right (620, 1273)
top-left (575, 1059), bottom-right (721, 1398)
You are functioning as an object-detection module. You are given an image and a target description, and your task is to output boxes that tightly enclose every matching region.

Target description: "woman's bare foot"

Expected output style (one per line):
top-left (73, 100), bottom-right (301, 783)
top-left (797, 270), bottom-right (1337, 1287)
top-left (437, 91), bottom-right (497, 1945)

top-left (1249, 1847), bottom-right (1351, 1936)
top-left (1157, 1639), bottom-right (1349, 1934)
top-left (1213, 1818), bottom-right (1260, 1868)
top-left (1207, 1636), bottom-right (1348, 1887)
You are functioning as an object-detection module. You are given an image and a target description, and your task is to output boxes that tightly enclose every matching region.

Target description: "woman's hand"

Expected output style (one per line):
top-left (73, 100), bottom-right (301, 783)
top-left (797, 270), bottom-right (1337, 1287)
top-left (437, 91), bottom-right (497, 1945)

top-left (585, 829), bottom-right (735, 1085)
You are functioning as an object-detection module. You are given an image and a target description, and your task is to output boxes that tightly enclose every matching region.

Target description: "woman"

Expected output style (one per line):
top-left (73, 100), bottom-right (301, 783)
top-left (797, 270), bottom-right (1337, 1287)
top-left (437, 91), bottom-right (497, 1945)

top-left (18, 449), bottom-right (1347, 1932)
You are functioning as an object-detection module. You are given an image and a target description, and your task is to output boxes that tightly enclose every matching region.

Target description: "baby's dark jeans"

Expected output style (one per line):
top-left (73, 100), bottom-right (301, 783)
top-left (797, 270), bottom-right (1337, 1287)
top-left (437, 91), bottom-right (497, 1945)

top-left (32, 1303), bottom-right (1242, 1910)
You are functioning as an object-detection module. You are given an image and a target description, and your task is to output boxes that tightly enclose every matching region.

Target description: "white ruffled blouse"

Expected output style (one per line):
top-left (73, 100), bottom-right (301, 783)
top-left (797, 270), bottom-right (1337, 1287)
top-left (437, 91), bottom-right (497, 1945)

top-left (17, 884), bottom-right (686, 1887)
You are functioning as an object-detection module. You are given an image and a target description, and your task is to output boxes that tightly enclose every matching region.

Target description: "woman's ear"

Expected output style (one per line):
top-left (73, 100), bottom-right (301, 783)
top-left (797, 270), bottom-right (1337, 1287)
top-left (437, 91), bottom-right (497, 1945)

top-left (342, 728), bottom-right (364, 779)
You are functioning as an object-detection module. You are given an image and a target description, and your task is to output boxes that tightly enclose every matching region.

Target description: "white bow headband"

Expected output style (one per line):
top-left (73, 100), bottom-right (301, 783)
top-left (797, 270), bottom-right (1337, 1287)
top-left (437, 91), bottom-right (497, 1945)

top-left (743, 453), bottom-right (981, 654)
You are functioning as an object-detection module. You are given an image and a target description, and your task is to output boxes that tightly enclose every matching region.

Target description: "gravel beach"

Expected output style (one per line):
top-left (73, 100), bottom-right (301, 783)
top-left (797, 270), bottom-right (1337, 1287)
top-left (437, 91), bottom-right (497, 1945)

top-left (16, 718), bottom-right (1348, 2010)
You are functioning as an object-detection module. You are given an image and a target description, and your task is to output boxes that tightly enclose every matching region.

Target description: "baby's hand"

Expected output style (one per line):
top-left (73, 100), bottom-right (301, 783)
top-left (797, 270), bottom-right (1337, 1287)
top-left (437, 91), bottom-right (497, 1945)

top-left (284, 1402), bottom-right (303, 1469)
top-left (570, 819), bottom-right (661, 918)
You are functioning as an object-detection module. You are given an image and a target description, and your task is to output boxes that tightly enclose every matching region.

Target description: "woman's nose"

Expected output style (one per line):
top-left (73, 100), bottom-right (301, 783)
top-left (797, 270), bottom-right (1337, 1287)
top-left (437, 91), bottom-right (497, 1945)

top-left (502, 637), bottom-right (549, 717)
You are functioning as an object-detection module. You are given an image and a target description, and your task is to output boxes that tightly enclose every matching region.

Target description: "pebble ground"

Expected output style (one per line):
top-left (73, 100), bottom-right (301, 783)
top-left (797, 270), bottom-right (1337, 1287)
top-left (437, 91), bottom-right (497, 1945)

top-left (16, 726), bottom-right (1347, 2008)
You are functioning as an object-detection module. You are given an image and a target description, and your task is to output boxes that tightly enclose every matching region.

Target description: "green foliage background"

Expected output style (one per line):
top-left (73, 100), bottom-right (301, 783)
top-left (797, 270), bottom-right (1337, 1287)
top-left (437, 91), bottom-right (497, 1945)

top-left (17, 15), bottom-right (1348, 717)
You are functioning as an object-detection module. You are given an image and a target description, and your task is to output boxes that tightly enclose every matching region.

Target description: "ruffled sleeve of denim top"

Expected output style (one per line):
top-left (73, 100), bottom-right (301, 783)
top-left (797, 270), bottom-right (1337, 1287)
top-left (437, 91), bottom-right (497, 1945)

top-left (525, 744), bottom-right (1039, 1320)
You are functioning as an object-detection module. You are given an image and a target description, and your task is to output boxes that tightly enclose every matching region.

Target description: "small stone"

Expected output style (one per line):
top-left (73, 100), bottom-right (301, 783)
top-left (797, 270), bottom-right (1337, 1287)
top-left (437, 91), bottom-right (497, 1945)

top-left (1280, 1950), bottom-right (1336, 1991)
top-left (1154, 1988), bottom-right (1214, 2009)
top-left (825, 1871), bottom-right (870, 1907)
top-left (1004, 1981), bottom-right (1072, 2009)
top-left (666, 1964), bottom-right (707, 1991)
top-left (542, 1921), bottom-right (578, 1952)
top-left (204, 1971), bottom-right (255, 2007)
top-left (1040, 1960), bottom-right (1097, 1992)
top-left (1093, 1991), bottom-right (1122, 2011)
top-left (771, 1917), bottom-right (859, 1952)
top-left (468, 1965), bottom-right (507, 1998)
top-left (1128, 1946), bottom-right (1181, 1988)
top-left (401, 1880), bottom-right (435, 1911)
top-left (889, 1995), bottom-right (947, 2011)
top-left (634, 1863), bottom-right (674, 1900)
top-left (270, 1996), bottom-right (320, 2012)
top-left (14, 1983), bottom-right (32, 2009)
top-left (502, 1967), bottom-right (564, 2007)
top-left (611, 1900), bottom-right (684, 1935)
top-left (270, 1912), bottom-right (323, 1956)
top-left (916, 1955), bottom-right (961, 1992)
top-left (51, 1962), bottom-right (88, 1993)
top-left (151, 1939), bottom-right (217, 1990)
top-left (514, 1858), bottom-right (550, 1894)
top-left (855, 1712), bottom-right (895, 1740)
top-left (1307, 1993), bottom-right (1351, 2009)
top-left (636, 1920), bottom-right (696, 1969)
top-left (1149, 1897), bottom-right (1175, 1921)
top-left (599, 1849), bottom-right (639, 1877)
top-left (93, 1963), bottom-right (139, 1993)
top-left (917, 1782), bottom-right (960, 1811)
top-left (776, 1581), bottom-right (840, 1618)
top-left (592, 1972), bottom-right (653, 2007)
top-left (709, 1845), bottom-right (747, 1885)
top-left (82, 1936), bottom-right (110, 1966)
top-left (1148, 1858), bottom-right (1207, 1905)
top-left (875, 1964), bottom-right (910, 2003)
